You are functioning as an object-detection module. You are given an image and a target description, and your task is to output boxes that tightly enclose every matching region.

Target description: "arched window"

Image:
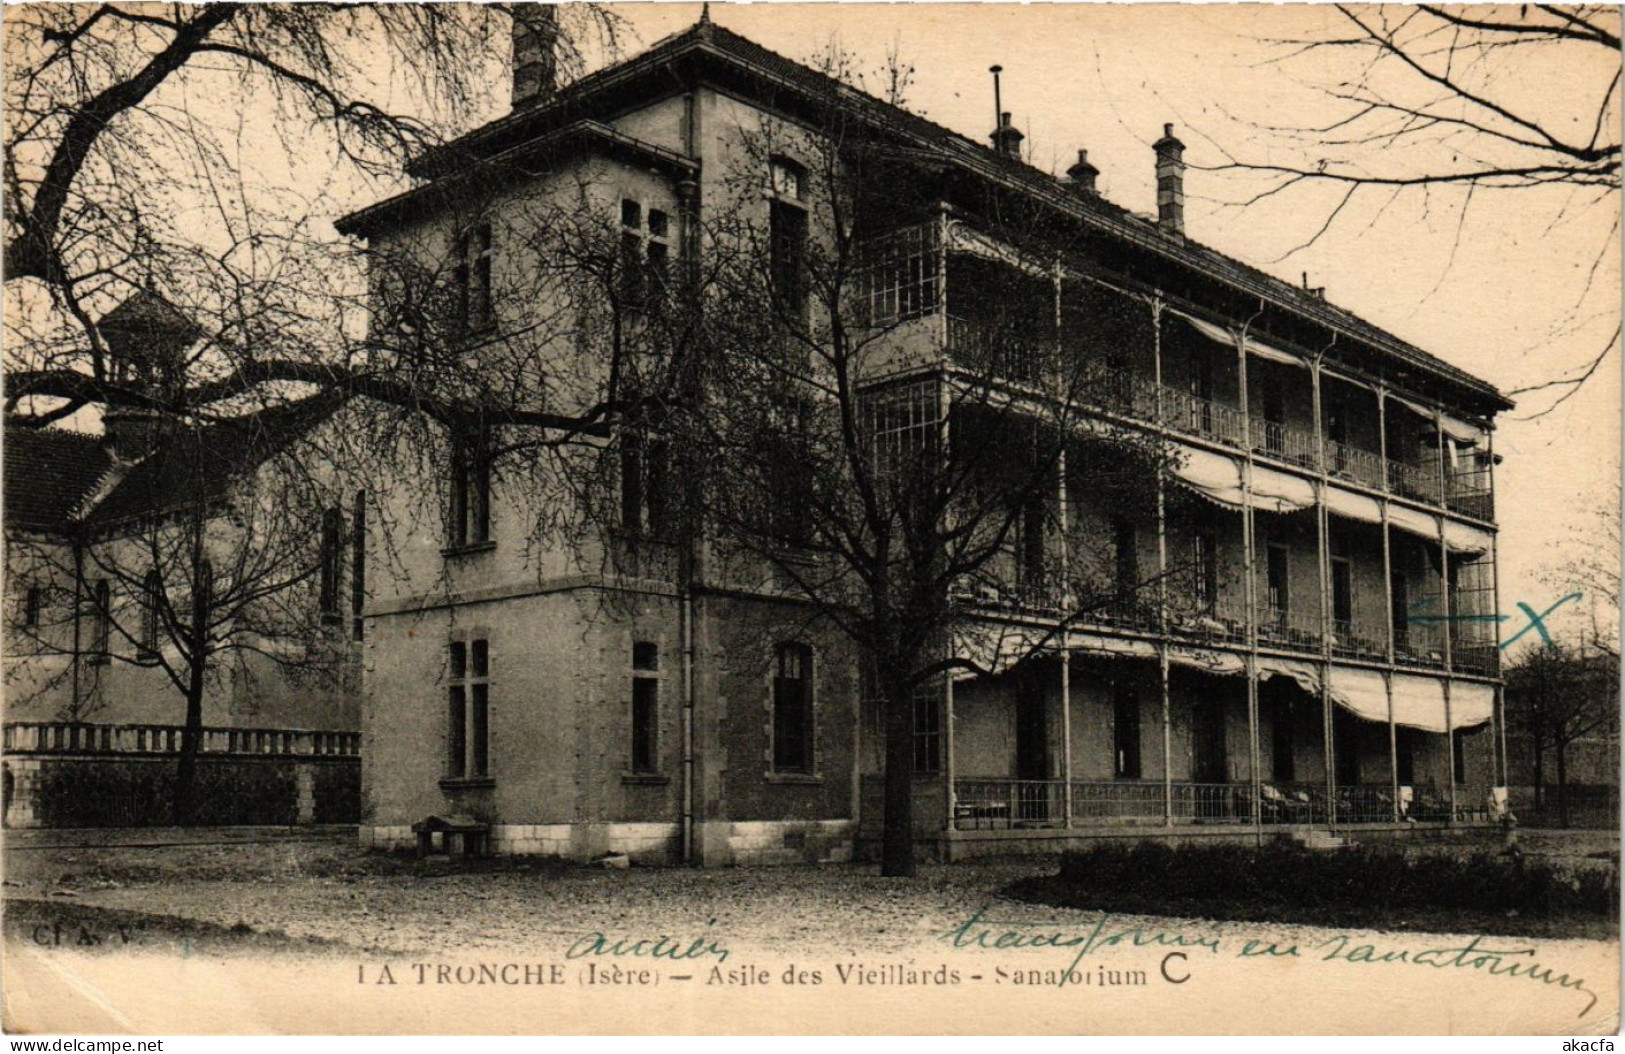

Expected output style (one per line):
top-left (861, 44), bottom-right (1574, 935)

top-left (772, 642), bottom-right (813, 773)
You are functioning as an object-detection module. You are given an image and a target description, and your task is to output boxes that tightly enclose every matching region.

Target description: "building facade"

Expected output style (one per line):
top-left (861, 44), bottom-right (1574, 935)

top-left (3, 291), bottom-right (364, 828)
top-left (340, 13), bottom-right (1511, 864)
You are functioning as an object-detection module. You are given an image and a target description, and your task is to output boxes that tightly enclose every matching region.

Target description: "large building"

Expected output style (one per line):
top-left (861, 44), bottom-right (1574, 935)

top-left (3, 290), bottom-right (363, 828)
top-left (339, 12), bottom-right (1512, 864)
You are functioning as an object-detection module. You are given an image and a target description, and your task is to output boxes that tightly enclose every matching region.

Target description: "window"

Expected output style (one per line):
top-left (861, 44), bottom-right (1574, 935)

top-left (1112, 687), bottom-right (1141, 779)
top-left (913, 681), bottom-right (941, 775)
top-left (140, 571), bottom-right (162, 659)
top-left (1390, 570), bottom-right (1410, 650)
top-left (765, 395), bottom-right (813, 546)
top-left (1271, 700), bottom-right (1294, 783)
top-left (454, 223), bottom-right (494, 333)
top-left (1333, 710), bottom-right (1360, 787)
top-left (619, 198), bottom-right (672, 314)
top-left (319, 505), bottom-right (342, 623)
top-left (1113, 518), bottom-right (1138, 601)
top-left (449, 435), bottom-right (491, 548)
top-left (89, 579), bottom-right (111, 664)
top-left (620, 427), bottom-right (669, 538)
top-left (1018, 487), bottom-right (1048, 597)
top-left (1191, 531), bottom-right (1217, 613)
top-left (631, 642), bottom-right (659, 774)
top-left (1331, 556), bottom-right (1353, 629)
top-left (768, 159), bottom-right (809, 322)
top-left (1265, 542), bottom-right (1290, 617)
top-left (447, 639), bottom-right (491, 780)
top-left (23, 586), bottom-right (41, 629)
top-left (1452, 729), bottom-right (1468, 785)
top-left (351, 491), bottom-right (367, 641)
top-left (1396, 730), bottom-right (1416, 785)
top-left (772, 643), bottom-right (813, 773)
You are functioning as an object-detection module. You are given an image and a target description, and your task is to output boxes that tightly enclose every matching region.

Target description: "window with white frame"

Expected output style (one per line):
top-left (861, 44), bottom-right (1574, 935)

top-left (631, 641), bottom-right (660, 774)
top-left (772, 642), bottom-right (813, 773)
top-left (447, 638), bottom-right (491, 780)
top-left (619, 198), bottom-right (671, 314)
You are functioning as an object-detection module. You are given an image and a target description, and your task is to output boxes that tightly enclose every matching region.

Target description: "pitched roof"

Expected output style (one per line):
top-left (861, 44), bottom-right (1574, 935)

top-left (2, 426), bottom-right (114, 532)
top-left (83, 394), bottom-right (344, 529)
top-left (344, 17), bottom-right (1510, 414)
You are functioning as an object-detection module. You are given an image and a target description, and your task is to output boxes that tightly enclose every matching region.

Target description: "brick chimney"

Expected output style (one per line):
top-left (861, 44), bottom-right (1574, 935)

top-left (1153, 123), bottom-right (1185, 235)
top-left (991, 112), bottom-right (1024, 160)
top-left (512, 4), bottom-right (559, 112)
top-left (1066, 149), bottom-right (1100, 195)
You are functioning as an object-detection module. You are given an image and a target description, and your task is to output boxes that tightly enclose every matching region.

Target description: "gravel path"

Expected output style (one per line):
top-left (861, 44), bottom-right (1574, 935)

top-left (3, 837), bottom-right (1617, 961)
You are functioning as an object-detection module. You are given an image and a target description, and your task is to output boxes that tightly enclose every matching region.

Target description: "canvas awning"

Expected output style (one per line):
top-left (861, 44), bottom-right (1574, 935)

top-left (1258, 656), bottom-right (1322, 694)
top-left (1390, 673), bottom-right (1448, 733)
top-left (1168, 647), bottom-right (1246, 676)
top-left (1325, 487), bottom-right (1384, 526)
top-left (1450, 681), bottom-right (1495, 729)
top-left (1069, 633), bottom-right (1159, 661)
top-left (1169, 448), bottom-right (1246, 509)
top-left (1250, 464), bottom-right (1317, 513)
top-left (1171, 311), bottom-right (1237, 352)
top-left (1390, 394), bottom-right (1435, 421)
top-left (1328, 666), bottom-right (1390, 724)
top-left (1244, 335), bottom-right (1305, 368)
top-left (951, 621), bottom-right (1056, 680)
top-left (1439, 413), bottom-right (1483, 446)
top-left (1388, 503), bottom-right (1438, 540)
top-left (1443, 518), bottom-right (1493, 558)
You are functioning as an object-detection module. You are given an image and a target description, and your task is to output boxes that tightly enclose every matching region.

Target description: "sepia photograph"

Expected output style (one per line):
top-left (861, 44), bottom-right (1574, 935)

top-left (1, 1), bottom-right (1619, 1037)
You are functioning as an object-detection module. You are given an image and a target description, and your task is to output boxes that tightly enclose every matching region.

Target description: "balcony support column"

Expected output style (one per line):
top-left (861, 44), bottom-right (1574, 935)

top-left (1386, 671), bottom-right (1400, 822)
top-left (1488, 429), bottom-right (1508, 786)
top-left (1311, 357), bottom-right (1338, 829)
top-left (1152, 295), bottom-right (1174, 827)
top-left (1057, 447), bottom-right (1073, 829)
top-left (1237, 316), bottom-right (1261, 835)
top-left (943, 670), bottom-right (956, 834)
top-left (1444, 678), bottom-right (1457, 824)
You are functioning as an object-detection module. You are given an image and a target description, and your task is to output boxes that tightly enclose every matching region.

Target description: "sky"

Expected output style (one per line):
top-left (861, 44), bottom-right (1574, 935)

top-left (14, 2), bottom-right (1620, 649)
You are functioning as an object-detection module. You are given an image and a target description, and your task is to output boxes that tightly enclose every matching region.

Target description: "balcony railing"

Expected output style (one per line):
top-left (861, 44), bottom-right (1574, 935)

top-left (1329, 616), bottom-right (1389, 661)
top-left (2, 721), bottom-right (361, 757)
top-left (1256, 604), bottom-right (1325, 652)
top-left (950, 779), bottom-right (1472, 830)
top-left (1387, 458), bottom-right (1442, 505)
top-left (1393, 618), bottom-right (1448, 669)
top-left (1161, 386), bottom-right (1247, 447)
top-left (1250, 418), bottom-right (1318, 469)
top-left (1449, 638), bottom-right (1500, 677)
top-left (1325, 440), bottom-right (1386, 490)
top-left (1447, 465), bottom-right (1494, 521)
top-left (946, 315), bottom-right (1051, 385)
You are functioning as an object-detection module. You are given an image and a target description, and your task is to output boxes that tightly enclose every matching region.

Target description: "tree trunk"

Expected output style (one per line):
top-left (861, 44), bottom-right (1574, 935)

top-left (1555, 745), bottom-right (1570, 829)
top-left (880, 683), bottom-right (917, 877)
top-left (172, 662), bottom-right (207, 826)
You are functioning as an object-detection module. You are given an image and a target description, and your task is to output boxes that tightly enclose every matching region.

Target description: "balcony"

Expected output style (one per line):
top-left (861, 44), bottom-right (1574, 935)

top-left (1447, 462), bottom-right (1495, 521)
top-left (1251, 418), bottom-right (1318, 469)
top-left (1161, 385), bottom-right (1247, 447)
top-left (1330, 616), bottom-right (1389, 662)
top-left (1325, 439), bottom-right (1386, 490)
top-left (1387, 458), bottom-right (1442, 505)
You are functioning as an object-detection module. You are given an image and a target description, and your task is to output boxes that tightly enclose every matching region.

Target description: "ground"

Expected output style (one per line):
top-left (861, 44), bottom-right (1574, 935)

top-left (2, 827), bottom-right (1617, 956)
top-left (1, 828), bottom-right (1619, 1034)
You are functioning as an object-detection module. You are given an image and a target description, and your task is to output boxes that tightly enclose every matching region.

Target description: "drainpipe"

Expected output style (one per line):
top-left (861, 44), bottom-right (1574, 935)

top-left (678, 87), bottom-right (702, 866)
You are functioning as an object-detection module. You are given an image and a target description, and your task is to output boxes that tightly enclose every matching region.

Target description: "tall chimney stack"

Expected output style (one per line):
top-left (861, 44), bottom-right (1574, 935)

top-left (991, 112), bottom-right (1025, 161)
top-left (1153, 122), bottom-right (1186, 235)
top-left (512, 4), bottom-right (559, 112)
top-left (1066, 149), bottom-right (1100, 195)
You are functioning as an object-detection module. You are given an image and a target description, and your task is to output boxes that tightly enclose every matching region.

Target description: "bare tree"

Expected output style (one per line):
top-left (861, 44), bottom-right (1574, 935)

top-left (1504, 640), bottom-right (1619, 826)
top-left (8, 400), bottom-right (361, 823)
top-left (1207, 5), bottom-right (1621, 408)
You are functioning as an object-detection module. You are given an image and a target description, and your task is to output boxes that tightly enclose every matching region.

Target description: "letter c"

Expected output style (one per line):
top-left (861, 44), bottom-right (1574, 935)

top-left (1161, 952), bottom-right (1190, 984)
